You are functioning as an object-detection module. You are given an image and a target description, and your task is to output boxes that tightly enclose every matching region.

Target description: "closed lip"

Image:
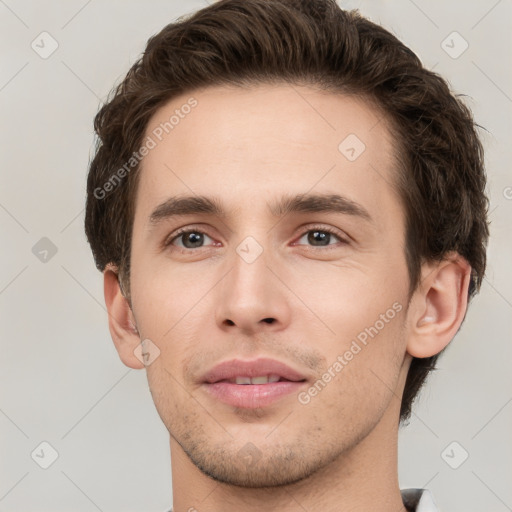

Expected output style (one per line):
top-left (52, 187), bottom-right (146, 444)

top-left (200, 358), bottom-right (307, 384)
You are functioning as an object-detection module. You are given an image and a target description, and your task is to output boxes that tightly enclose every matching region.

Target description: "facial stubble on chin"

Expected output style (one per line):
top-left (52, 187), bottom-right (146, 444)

top-left (167, 402), bottom-right (353, 490)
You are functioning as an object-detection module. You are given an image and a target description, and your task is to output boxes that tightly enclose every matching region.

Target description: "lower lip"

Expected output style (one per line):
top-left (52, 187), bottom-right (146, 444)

top-left (203, 381), bottom-right (306, 408)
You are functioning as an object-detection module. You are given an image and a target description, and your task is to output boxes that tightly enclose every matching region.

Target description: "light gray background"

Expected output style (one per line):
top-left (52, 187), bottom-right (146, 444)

top-left (1, 1), bottom-right (511, 511)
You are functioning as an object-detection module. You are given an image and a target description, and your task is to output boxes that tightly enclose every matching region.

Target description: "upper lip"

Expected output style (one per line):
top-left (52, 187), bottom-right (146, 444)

top-left (201, 358), bottom-right (307, 384)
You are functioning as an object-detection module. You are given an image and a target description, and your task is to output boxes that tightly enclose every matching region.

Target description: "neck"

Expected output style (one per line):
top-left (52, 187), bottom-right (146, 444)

top-left (168, 403), bottom-right (406, 512)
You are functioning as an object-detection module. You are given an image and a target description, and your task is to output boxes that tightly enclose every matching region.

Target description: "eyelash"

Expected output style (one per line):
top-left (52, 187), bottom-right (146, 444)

top-left (164, 225), bottom-right (348, 251)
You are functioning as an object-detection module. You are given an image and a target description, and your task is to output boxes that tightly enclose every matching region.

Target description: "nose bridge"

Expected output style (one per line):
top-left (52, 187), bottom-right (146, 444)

top-left (232, 235), bottom-right (269, 294)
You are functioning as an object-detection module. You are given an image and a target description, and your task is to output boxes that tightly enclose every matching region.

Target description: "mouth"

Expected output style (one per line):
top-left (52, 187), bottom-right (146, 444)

top-left (200, 358), bottom-right (308, 409)
top-left (219, 374), bottom-right (294, 384)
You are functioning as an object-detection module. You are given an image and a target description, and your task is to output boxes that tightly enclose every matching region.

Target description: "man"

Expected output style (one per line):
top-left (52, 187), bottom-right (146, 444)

top-left (84, 1), bottom-right (489, 510)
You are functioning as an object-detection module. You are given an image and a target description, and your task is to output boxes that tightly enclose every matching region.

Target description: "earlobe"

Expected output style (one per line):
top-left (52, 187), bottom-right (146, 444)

top-left (407, 254), bottom-right (471, 359)
top-left (103, 264), bottom-right (145, 369)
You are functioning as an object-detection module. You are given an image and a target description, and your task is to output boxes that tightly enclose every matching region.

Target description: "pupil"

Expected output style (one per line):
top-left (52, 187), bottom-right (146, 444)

top-left (308, 230), bottom-right (329, 246)
top-left (184, 232), bottom-right (203, 248)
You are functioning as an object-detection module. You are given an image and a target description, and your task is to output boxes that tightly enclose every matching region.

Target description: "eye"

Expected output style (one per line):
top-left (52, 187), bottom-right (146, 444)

top-left (295, 227), bottom-right (347, 247)
top-left (167, 229), bottom-right (216, 249)
top-left (164, 225), bottom-right (348, 252)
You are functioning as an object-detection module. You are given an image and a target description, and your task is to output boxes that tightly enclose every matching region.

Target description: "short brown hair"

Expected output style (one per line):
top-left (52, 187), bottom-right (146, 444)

top-left (85, 0), bottom-right (489, 422)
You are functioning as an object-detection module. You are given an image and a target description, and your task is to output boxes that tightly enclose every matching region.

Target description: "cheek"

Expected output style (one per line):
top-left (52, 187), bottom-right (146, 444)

top-left (130, 262), bottom-right (219, 390)
top-left (298, 309), bottom-right (406, 435)
top-left (130, 257), bottom-right (208, 336)
top-left (284, 255), bottom-right (408, 335)
top-left (286, 257), bottom-right (409, 390)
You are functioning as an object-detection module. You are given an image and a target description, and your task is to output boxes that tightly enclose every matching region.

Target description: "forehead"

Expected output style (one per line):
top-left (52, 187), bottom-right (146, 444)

top-left (134, 83), bottom-right (401, 227)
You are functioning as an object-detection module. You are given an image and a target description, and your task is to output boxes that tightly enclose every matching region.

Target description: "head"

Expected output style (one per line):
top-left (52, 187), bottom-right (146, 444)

top-left (85, 0), bottom-right (489, 487)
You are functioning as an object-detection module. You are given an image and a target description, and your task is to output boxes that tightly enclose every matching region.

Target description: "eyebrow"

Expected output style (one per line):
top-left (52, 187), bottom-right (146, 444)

top-left (148, 193), bottom-right (373, 227)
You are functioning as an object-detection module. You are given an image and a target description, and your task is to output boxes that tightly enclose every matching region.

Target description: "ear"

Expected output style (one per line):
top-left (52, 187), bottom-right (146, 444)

top-left (406, 253), bottom-right (472, 358)
top-left (103, 264), bottom-right (145, 369)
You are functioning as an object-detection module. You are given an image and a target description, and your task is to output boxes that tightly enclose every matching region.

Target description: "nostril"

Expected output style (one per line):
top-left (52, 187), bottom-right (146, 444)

top-left (262, 318), bottom-right (275, 324)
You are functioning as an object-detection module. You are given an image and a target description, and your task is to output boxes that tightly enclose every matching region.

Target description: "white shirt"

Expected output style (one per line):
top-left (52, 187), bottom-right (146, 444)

top-left (165, 488), bottom-right (440, 511)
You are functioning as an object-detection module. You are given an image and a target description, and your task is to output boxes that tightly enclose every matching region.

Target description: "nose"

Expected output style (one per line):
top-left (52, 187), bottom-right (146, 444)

top-left (215, 240), bottom-right (292, 334)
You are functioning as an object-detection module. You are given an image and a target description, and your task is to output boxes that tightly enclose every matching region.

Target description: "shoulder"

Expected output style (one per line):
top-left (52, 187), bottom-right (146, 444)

top-left (401, 488), bottom-right (440, 512)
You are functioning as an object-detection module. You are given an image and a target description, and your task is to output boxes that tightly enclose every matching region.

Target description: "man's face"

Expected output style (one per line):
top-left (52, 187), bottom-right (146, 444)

top-left (129, 84), bottom-right (412, 486)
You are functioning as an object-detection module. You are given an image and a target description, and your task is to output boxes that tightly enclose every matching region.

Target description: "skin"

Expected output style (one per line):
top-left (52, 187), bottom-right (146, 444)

top-left (104, 83), bottom-right (471, 512)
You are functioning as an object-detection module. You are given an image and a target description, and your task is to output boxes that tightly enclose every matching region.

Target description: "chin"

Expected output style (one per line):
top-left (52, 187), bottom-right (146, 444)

top-left (182, 440), bottom-right (339, 489)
